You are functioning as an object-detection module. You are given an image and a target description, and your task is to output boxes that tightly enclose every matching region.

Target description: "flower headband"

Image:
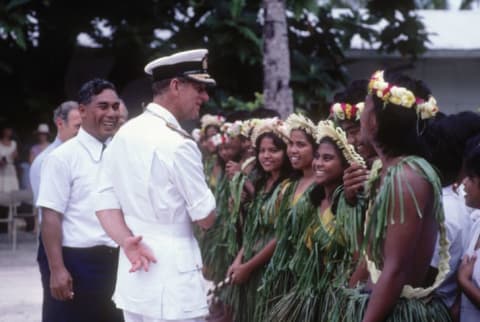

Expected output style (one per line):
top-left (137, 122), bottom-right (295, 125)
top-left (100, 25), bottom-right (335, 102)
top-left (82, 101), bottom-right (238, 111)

top-left (330, 102), bottom-right (365, 122)
top-left (285, 113), bottom-right (317, 141)
top-left (316, 120), bottom-right (365, 166)
top-left (200, 114), bottom-right (226, 132)
top-left (250, 118), bottom-right (290, 147)
top-left (221, 120), bottom-right (243, 138)
top-left (209, 133), bottom-right (230, 147)
top-left (368, 70), bottom-right (439, 120)
top-left (240, 118), bottom-right (261, 138)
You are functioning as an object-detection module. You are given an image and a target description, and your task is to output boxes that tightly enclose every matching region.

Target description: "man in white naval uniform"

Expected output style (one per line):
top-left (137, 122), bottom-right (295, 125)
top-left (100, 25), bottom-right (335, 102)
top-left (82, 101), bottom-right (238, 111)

top-left (96, 49), bottom-right (216, 322)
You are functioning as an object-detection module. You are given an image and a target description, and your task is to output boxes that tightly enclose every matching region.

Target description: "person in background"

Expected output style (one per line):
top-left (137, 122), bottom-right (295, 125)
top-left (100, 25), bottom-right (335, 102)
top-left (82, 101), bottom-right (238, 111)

top-left (117, 99), bottom-right (129, 129)
top-left (0, 125), bottom-right (20, 232)
top-left (29, 123), bottom-right (51, 163)
top-left (30, 100), bottom-right (81, 321)
top-left (458, 145), bottom-right (480, 322)
top-left (30, 101), bottom-right (81, 205)
top-left (0, 125), bottom-right (19, 193)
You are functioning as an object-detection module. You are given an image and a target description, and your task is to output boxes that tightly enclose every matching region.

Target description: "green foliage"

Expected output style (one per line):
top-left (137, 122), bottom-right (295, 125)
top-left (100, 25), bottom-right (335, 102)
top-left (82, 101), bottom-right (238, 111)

top-left (217, 92), bottom-right (264, 111)
top-left (367, 0), bottom-right (430, 58)
top-left (0, 0), bottom-right (434, 129)
top-left (0, 0), bottom-right (32, 50)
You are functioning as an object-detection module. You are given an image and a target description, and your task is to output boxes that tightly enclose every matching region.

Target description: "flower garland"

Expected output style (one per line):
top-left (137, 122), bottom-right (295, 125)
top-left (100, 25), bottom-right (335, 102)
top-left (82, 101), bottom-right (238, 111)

top-left (416, 96), bottom-right (440, 120)
top-left (362, 156), bottom-right (450, 299)
top-left (368, 70), bottom-right (439, 120)
top-left (250, 117), bottom-right (290, 147)
top-left (200, 114), bottom-right (226, 133)
top-left (285, 113), bottom-right (317, 140)
top-left (330, 102), bottom-right (365, 122)
top-left (221, 120), bottom-right (243, 138)
top-left (209, 133), bottom-right (230, 147)
top-left (316, 120), bottom-right (365, 166)
top-left (240, 118), bottom-right (262, 138)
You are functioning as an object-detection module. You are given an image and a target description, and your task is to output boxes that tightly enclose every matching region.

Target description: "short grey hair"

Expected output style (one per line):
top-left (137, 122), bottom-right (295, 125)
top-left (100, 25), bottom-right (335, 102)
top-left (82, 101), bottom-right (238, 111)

top-left (53, 101), bottom-right (79, 123)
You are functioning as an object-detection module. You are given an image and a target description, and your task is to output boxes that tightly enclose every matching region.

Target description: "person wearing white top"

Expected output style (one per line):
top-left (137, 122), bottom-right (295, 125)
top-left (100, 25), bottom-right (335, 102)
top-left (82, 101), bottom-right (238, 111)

top-left (458, 145), bottom-right (480, 322)
top-left (30, 100), bottom-right (81, 322)
top-left (95, 49), bottom-right (216, 322)
top-left (431, 185), bottom-right (472, 309)
top-left (30, 101), bottom-right (81, 210)
top-left (37, 79), bottom-right (123, 322)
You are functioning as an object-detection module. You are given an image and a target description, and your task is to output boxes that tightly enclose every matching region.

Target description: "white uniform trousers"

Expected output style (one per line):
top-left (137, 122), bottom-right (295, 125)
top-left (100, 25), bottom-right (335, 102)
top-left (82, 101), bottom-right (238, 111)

top-left (124, 310), bottom-right (205, 322)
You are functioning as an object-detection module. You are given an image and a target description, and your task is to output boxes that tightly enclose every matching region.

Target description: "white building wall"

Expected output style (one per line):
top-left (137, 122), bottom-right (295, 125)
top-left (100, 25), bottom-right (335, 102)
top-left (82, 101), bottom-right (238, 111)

top-left (345, 55), bottom-right (480, 114)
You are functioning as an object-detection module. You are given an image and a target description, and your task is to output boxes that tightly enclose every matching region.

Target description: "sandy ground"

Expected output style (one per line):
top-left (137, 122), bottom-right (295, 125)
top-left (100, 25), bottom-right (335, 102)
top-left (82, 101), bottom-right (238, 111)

top-left (0, 229), bottom-right (41, 322)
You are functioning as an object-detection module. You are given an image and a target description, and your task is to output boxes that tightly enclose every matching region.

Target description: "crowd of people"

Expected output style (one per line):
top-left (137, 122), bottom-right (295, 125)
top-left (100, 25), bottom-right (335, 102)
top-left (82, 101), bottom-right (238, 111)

top-left (195, 72), bottom-right (480, 322)
top-left (23, 47), bottom-right (480, 322)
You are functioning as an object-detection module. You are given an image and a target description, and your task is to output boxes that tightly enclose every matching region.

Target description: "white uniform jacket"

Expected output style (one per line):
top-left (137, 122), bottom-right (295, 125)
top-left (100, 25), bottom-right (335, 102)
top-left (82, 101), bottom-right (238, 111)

top-left (96, 103), bottom-right (216, 320)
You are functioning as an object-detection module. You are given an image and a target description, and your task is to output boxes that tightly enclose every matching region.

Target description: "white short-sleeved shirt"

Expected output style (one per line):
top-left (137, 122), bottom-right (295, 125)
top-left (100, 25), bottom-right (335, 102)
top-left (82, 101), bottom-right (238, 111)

top-left (460, 219), bottom-right (480, 322)
top-left (96, 103), bottom-right (215, 320)
top-left (37, 128), bottom-right (115, 248)
top-left (432, 185), bottom-right (472, 308)
top-left (30, 137), bottom-right (63, 221)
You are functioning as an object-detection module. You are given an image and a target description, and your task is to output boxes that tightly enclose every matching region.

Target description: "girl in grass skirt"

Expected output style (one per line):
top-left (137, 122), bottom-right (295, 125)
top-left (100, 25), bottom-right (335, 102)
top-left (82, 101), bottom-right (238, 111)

top-left (255, 114), bottom-right (319, 321)
top-left (329, 70), bottom-right (451, 322)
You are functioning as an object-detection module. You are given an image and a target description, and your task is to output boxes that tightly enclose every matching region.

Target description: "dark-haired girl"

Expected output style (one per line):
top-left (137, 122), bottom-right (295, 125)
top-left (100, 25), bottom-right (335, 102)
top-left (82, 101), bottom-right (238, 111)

top-left (269, 121), bottom-right (365, 322)
top-left (332, 70), bottom-right (451, 322)
top-left (225, 118), bottom-right (292, 322)
top-left (255, 114), bottom-right (319, 321)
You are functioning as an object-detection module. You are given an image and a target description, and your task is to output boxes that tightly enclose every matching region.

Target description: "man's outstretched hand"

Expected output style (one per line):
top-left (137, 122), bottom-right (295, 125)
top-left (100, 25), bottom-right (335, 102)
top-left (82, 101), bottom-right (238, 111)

top-left (122, 235), bottom-right (157, 273)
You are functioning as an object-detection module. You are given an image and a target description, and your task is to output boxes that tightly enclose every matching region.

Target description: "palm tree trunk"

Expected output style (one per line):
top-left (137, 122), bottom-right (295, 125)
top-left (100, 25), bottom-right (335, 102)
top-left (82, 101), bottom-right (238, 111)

top-left (262, 0), bottom-right (293, 118)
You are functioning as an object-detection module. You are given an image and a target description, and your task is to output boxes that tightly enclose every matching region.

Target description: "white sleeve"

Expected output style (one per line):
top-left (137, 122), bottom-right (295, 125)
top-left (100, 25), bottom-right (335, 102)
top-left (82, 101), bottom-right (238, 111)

top-left (169, 140), bottom-right (215, 221)
top-left (36, 153), bottom-right (70, 214)
top-left (95, 144), bottom-right (121, 211)
top-left (29, 157), bottom-right (41, 204)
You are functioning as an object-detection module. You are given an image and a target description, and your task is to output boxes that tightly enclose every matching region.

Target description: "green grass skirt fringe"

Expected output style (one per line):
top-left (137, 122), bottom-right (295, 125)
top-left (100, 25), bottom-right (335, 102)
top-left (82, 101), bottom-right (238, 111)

top-left (326, 284), bottom-right (452, 322)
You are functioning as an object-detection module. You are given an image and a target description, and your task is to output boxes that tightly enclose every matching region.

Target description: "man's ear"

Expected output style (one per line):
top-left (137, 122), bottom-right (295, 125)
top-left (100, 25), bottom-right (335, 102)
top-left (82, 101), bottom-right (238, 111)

top-left (169, 78), bottom-right (180, 95)
top-left (54, 117), bottom-right (63, 129)
top-left (78, 104), bottom-right (87, 117)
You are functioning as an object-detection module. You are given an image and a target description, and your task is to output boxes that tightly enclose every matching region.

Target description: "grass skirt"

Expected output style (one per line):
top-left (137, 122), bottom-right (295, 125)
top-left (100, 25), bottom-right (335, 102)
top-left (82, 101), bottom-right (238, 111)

top-left (326, 285), bottom-right (452, 322)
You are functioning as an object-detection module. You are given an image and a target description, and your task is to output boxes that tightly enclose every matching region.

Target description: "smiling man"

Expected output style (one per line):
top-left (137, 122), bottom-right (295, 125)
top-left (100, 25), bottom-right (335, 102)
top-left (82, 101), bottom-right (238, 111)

top-left (37, 79), bottom-right (123, 322)
top-left (95, 49), bottom-right (217, 322)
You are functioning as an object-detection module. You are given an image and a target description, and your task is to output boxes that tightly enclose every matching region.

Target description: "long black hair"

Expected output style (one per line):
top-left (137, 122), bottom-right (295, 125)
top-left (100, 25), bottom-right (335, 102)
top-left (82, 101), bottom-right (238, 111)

top-left (423, 111), bottom-right (480, 186)
top-left (370, 71), bottom-right (432, 159)
top-left (333, 79), bottom-right (369, 105)
top-left (253, 132), bottom-right (292, 195)
top-left (465, 145), bottom-right (480, 179)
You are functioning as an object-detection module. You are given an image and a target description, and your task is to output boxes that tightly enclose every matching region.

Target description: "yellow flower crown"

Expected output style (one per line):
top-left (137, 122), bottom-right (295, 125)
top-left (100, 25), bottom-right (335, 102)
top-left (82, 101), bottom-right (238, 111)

top-left (330, 102), bottom-right (365, 122)
top-left (368, 70), bottom-right (439, 120)
top-left (250, 118), bottom-right (290, 147)
top-left (200, 114), bottom-right (226, 133)
top-left (285, 113), bottom-right (317, 141)
top-left (316, 120), bottom-right (365, 166)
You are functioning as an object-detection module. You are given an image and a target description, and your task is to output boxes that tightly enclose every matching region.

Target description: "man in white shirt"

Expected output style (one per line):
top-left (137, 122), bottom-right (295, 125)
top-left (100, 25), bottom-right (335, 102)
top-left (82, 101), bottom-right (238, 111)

top-left (37, 79), bottom-right (123, 322)
top-left (30, 100), bottom-right (81, 321)
top-left (30, 100), bottom-right (81, 205)
top-left (95, 49), bottom-right (216, 322)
